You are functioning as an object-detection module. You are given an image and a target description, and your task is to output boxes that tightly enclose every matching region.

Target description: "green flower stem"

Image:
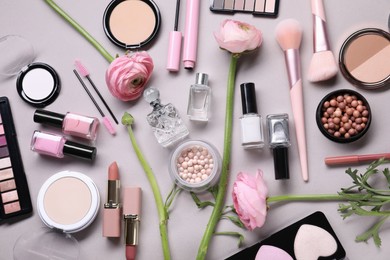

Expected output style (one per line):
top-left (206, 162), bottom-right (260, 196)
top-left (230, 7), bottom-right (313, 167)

top-left (196, 55), bottom-right (239, 260)
top-left (267, 194), bottom-right (390, 203)
top-left (44, 0), bottom-right (114, 63)
top-left (122, 113), bottom-right (171, 260)
top-left (267, 194), bottom-right (344, 203)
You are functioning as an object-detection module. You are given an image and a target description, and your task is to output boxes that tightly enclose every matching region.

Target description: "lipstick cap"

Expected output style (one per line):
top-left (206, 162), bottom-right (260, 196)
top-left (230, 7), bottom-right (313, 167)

top-left (63, 141), bottom-right (96, 161)
top-left (123, 187), bottom-right (142, 216)
top-left (240, 83), bottom-right (258, 115)
top-left (273, 147), bottom-right (289, 179)
top-left (34, 109), bottom-right (65, 128)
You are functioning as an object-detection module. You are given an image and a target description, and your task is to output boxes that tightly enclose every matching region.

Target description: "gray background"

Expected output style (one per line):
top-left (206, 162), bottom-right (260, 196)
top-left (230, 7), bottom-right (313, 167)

top-left (1, 0), bottom-right (390, 259)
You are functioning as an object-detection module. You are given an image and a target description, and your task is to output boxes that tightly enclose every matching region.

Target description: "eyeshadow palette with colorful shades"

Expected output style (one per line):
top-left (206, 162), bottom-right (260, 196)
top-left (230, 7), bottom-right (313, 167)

top-left (225, 211), bottom-right (346, 260)
top-left (210, 0), bottom-right (280, 17)
top-left (0, 97), bottom-right (32, 221)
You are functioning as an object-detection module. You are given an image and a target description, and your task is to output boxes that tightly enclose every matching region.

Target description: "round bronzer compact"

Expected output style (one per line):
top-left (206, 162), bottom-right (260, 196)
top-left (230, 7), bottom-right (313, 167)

top-left (0, 35), bottom-right (60, 107)
top-left (103, 0), bottom-right (161, 49)
top-left (339, 28), bottom-right (390, 89)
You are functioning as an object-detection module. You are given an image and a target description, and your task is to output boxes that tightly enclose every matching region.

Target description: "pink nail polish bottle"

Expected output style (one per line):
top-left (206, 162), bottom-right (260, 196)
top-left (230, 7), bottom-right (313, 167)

top-left (30, 130), bottom-right (96, 160)
top-left (34, 109), bottom-right (99, 140)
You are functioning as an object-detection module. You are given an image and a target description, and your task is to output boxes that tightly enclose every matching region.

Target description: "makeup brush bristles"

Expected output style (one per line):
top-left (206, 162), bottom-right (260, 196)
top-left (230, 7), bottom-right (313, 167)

top-left (275, 19), bottom-right (303, 51)
top-left (307, 50), bottom-right (338, 82)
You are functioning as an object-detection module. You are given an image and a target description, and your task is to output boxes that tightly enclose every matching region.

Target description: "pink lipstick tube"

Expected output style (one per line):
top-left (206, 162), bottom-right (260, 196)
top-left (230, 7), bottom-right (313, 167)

top-left (103, 162), bottom-right (121, 238)
top-left (124, 187), bottom-right (142, 260)
top-left (182, 0), bottom-right (200, 69)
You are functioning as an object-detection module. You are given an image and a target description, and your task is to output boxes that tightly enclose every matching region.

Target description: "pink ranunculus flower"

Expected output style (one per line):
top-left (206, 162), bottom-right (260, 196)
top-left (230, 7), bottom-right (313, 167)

top-left (214, 19), bottom-right (262, 54)
top-left (232, 170), bottom-right (268, 231)
top-left (105, 51), bottom-right (154, 101)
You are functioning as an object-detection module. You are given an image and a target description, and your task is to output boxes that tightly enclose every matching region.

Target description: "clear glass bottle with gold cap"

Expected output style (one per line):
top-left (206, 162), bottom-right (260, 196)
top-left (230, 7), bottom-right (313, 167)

top-left (187, 73), bottom-right (211, 121)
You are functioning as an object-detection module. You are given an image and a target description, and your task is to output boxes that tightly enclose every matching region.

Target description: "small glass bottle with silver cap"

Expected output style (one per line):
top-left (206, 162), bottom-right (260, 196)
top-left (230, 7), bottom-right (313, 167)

top-left (187, 73), bottom-right (211, 121)
top-left (266, 113), bottom-right (291, 180)
top-left (239, 82), bottom-right (265, 149)
top-left (144, 87), bottom-right (189, 148)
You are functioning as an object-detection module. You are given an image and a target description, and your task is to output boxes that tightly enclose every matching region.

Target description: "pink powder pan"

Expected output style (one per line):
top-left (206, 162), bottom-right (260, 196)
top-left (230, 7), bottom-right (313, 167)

top-left (103, 0), bottom-right (161, 49)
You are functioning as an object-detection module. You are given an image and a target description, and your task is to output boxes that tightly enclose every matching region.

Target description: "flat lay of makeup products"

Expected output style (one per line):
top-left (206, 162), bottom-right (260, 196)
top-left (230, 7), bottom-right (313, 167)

top-left (1, 1), bottom-right (390, 260)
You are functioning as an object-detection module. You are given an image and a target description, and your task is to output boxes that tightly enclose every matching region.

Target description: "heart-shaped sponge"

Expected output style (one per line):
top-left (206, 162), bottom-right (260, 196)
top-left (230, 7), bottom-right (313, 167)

top-left (294, 224), bottom-right (337, 260)
top-left (255, 245), bottom-right (294, 260)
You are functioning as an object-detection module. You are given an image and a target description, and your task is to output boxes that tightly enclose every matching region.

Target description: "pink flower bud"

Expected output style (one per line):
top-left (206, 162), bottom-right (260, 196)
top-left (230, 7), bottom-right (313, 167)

top-left (214, 19), bottom-right (262, 54)
top-left (232, 170), bottom-right (268, 231)
top-left (105, 51), bottom-right (154, 101)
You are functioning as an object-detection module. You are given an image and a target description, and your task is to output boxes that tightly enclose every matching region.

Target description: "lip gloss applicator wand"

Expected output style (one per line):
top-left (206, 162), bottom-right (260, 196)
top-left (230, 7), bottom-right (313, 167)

top-left (275, 19), bottom-right (309, 182)
top-left (124, 187), bottom-right (142, 260)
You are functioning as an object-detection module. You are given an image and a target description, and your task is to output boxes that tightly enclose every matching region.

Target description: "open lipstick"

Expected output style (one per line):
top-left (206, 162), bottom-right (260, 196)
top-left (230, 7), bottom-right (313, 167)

top-left (124, 187), bottom-right (142, 260)
top-left (103, 161), bottom-right (121, 237)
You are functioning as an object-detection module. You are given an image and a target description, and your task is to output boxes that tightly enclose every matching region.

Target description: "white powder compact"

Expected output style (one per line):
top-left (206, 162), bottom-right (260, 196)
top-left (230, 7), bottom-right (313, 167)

top-left (13, 171), bottom-right (100, 260)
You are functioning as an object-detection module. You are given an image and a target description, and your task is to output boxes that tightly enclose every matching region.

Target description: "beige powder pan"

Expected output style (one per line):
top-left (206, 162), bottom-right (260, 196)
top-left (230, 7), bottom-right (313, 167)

top-left (103, 0), bottom-right (161, 49)
top-left (339, 28), bottom-right (390, 89)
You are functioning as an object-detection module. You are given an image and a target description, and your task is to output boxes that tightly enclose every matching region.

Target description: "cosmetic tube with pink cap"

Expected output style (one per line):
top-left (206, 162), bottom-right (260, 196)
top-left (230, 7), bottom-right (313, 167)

top-left (123, 187), bottom-right (142, 260)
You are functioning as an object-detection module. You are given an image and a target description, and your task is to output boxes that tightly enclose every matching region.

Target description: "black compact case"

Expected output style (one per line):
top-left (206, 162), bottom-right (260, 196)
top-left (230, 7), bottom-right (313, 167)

top-left (226, 211), bottom-right (346, 260)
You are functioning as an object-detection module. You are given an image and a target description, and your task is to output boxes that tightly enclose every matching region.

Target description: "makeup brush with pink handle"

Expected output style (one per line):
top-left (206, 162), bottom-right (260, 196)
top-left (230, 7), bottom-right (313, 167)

top-left (307, 0), bottom-right (338, 82)
top-left (275, 19), bottom-right (309, 182)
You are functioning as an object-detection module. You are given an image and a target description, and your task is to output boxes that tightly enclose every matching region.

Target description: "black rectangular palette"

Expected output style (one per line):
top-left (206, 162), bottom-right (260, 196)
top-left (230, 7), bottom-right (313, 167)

top-left (226, 211), bottom-right (346, 259)
top-left (210, 0), bottom-right (280, 17)
top-left (0, 97), bottom-right (32, 221)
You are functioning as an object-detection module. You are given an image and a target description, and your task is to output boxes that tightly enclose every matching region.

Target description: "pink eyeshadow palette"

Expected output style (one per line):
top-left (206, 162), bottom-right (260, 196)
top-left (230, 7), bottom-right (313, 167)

top-left (226, 211), bottom-right (346, 260)
top-left (0, 97), bottom-right (32, 220)
top-left (210, 0), bottom-right (279, 17)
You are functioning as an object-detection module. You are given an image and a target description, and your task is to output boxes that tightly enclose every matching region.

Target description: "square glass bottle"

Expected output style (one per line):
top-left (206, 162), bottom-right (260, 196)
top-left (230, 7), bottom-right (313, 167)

top-left (187, 73), bottom-right (211, 121)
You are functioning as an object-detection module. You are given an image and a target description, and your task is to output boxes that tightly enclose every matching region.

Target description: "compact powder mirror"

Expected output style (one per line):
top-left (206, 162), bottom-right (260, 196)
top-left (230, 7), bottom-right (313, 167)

top-left (339, 28), bottom-right (390, 89)
top-left (0, 35), bottom-right (61, 107)
top-left (16, 62), bottom-right (60, 107)
top-left (103, 0), bottom-right (161, 49)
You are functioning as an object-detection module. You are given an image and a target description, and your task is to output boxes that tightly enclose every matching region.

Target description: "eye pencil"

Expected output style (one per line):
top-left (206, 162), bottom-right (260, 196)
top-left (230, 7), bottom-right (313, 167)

top-left (124, 187), bottom-right (142, 260)
top-left (325, 153), bottom-right (390, 166)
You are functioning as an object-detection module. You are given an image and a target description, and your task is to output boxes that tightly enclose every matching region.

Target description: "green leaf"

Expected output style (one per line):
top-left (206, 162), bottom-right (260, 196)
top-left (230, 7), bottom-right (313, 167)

top-left (382, 168), bottom-right (390, 188)
top-left (221, 215), bottom-right (245, 228)
top-left (214, 232), bottom-right (245, 247)
top-left (355, 216), bottom-right (389, 247)
top-left (190, 192), bottom-right (215, 209)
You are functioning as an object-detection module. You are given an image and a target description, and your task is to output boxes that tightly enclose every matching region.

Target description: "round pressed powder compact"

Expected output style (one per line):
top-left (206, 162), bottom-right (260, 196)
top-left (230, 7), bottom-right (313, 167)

top-left (0, 35), bottom-right (60, 107)
top-left (103, 0), bottom-right (161, 49)
top-left (339, 28), bottom-right (390, 89)
top-left (13, 171), bottom-right (100, 260)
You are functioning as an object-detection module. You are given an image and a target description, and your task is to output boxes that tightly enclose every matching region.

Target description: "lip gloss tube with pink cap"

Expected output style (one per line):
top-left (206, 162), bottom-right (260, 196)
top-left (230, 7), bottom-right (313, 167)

top-left (182, 0), bottom-right (200, 69)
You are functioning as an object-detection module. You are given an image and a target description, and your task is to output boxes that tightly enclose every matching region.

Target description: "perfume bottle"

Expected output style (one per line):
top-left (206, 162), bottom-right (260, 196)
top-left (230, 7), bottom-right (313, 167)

top-left (144, 87), bottom-right (189, 148)
top-left (239, 82), bottom-right (264, 149)
top-left (266, 113), bottom-right (291, 180)
top-left (187, 73), bottom-right (211, 121)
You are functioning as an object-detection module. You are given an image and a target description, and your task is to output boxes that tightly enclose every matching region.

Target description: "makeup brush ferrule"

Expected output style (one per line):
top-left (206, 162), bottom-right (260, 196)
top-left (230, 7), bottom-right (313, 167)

top-left (284, 49), bottom-right (301, 87)
top-left (313, 15), bottom-right (331, 52)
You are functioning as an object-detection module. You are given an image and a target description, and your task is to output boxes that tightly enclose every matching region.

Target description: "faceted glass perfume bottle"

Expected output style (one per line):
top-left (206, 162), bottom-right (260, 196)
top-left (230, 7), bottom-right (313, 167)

top-left (187, 73), bottom-right (211, 121)
top-left (144, 87), bottom-right (189, 148)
